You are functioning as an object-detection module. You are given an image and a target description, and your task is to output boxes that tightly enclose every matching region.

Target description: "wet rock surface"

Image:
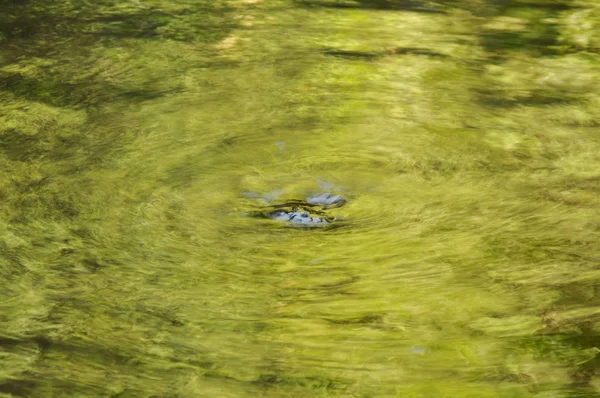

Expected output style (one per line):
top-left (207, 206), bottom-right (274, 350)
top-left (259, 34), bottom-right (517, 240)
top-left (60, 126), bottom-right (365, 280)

top-left (246, 193), bottom-right (347, 227)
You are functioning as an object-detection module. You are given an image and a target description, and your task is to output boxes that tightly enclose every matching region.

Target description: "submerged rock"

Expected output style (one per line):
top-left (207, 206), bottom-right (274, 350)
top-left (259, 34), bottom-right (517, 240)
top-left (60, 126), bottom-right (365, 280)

top-left (269, 210), bottom-right (330, 225)
top-left (245, 193), bottom-right (347, 227)
top-left (305, 193), bottom-right (346, 209)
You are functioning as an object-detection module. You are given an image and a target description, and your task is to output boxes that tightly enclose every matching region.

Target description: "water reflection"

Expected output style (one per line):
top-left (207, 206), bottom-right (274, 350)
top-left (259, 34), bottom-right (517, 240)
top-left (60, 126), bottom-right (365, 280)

top-left (1, 0), bottom-right (600, 396)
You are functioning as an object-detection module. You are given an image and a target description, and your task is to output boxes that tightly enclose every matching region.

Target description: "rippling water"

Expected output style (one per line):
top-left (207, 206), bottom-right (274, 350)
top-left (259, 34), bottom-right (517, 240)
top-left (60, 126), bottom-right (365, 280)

top-left (2, 0), bottom-right (600, 396)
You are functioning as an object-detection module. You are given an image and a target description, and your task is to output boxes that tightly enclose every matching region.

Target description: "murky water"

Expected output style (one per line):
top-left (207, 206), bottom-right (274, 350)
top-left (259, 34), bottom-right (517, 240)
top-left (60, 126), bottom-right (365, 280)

top-left (2, 0), bottom-right (600, 396)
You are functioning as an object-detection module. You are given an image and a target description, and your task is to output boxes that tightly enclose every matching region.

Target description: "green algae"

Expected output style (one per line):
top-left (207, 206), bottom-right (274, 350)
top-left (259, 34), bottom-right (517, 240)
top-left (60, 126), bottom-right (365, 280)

top-left (1, 0), bottom-right (600, 397)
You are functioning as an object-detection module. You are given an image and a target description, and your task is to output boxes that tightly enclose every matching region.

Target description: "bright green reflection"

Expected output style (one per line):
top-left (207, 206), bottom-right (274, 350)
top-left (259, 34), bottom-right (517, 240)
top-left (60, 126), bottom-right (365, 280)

top-left (1, 0), bottom-right (600, 397)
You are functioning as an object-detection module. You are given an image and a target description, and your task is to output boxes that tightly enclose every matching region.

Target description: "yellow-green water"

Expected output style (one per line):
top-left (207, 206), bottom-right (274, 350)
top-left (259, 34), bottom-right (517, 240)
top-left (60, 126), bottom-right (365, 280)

top-left (2, 0), bottom-right (600, 396)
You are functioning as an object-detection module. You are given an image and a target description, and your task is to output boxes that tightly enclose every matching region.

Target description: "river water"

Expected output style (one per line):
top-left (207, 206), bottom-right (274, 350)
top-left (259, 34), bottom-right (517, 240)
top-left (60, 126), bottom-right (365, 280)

top-left (1, 0), bottom-right (600, 396)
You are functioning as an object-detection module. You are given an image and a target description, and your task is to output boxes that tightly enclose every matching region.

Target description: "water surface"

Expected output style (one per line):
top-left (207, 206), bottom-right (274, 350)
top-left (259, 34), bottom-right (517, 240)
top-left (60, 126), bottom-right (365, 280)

top-left (2, 0), bottom-right (600, 396)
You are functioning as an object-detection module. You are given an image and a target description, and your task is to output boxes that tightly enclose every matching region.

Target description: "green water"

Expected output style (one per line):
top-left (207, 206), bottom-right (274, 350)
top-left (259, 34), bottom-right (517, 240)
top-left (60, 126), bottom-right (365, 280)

top-left (2, 0), bottom-right (600, 396)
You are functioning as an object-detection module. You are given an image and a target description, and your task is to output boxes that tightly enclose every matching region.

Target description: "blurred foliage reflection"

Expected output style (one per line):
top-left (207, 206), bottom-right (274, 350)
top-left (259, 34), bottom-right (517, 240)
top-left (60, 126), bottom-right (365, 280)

top-left (1, 0), bottom-right (600, 396)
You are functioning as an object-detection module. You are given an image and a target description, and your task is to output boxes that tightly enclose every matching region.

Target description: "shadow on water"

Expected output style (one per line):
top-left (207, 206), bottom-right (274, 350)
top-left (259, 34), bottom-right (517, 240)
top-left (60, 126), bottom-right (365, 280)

top-left (477, 0), bottom-right (580, 57)
top-left (322, 47), bottom-right (449, 60)
top-left (0, 1), bottom-right (236, 109)
top-left (474, 87), bottom-right (586, 108)
top-left (522, 323), bottom-right (600, 397)
top-left (293, 0), bottom-right (446, 13)
top-left (0, 0), bottom-right (237, 108)
top-left (472, 0), bottom-right (594, 108)
top-left (0, 0), bottom-right (235, 41)
top-left (0, 73), bottom-right (174, 109)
